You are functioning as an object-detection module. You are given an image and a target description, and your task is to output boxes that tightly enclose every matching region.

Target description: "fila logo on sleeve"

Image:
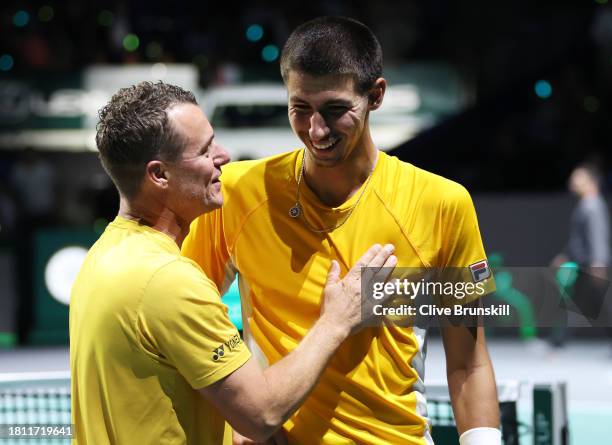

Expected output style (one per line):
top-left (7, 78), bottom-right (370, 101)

top-left (469, 260), bottom-right (491, 282)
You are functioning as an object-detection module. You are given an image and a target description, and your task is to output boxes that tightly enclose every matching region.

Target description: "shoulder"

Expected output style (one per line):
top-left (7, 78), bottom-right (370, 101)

top-left (222, 150), bottom-right (299, 190)
top-left (143, 257), bottom-right (220, 308)
top-left (377, 153), bottom-right (472, 212)
top-left (584, 196), bottom-right (610, 213)
top-left (220, 150), bottom-right (300, 211)
top-left (413, 162), bottom-right (470, 203)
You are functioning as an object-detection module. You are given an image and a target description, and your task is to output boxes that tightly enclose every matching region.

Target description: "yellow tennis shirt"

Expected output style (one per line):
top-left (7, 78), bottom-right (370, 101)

top-left (182, 150), bottom-right (492, 445)
top-left (70, 216), bottom-right (250, 444)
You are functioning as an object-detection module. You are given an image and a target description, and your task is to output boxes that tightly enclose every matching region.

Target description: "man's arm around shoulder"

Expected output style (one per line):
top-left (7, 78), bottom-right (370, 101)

top-left (199, 244), bottom-right (397, 442)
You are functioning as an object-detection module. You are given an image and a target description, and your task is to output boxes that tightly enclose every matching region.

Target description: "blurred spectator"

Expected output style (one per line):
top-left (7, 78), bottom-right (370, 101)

top-left (9, 148), bottom-right (57, 343)
top-left (10, 148), bottom-right (56, 226)
top-left (551, 162), bottom-right (611, 347)
top-left (0, 180), bottom-right (16, 240)
top-left (553, 163), bottom-right (610, 272)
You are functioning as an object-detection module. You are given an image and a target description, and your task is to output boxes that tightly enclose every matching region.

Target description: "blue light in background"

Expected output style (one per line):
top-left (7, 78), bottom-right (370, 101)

top-left (0, 55), bottom-right (14, 71)
top-left (534, 80), bottom-right (552, 99)
top-left (13, 10), bottom-right (30, 27)
top-left (262, 44), bottom-right (279, 62)
top-left (246, 24), bottom-right (264, 42)
top-left (223, 277), bottom-right (243, 331)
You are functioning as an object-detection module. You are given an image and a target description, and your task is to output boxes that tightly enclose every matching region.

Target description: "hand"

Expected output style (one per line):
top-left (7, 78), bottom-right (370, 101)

top-left (588, 265), bottom-right (608, 280)
top-left (232, 429), bottom-right (288, 444)
top-left (321, 244), bottom-right (397, 335)
top-left (551, 254), bottom-right (568, 268)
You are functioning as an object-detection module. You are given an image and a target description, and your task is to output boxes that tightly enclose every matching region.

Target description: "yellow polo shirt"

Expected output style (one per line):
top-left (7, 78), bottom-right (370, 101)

top-left (183, 150), bottom-right (492, 444)
top-left (70, 216), bottom-right (250, 444)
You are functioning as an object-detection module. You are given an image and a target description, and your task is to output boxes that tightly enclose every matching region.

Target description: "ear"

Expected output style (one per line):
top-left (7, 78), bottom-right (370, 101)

top-left (368, 78), bottom-right (387, 111)
top-left (145, 160), bottom-right (169, 189)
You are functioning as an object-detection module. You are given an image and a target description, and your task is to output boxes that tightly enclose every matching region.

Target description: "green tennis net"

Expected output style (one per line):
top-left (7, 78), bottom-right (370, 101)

top-left (0, 372), bottom-right (567, 445)
top-left (0, 372), bottom-right (70, 445)
top-left (426, 380), bottom-right (568, 445)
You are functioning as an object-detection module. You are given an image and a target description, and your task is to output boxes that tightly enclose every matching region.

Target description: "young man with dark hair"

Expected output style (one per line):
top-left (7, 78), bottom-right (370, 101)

top-left (280, 16), bottom-right (382, 95)
top-left (70, 81), bottom-right (396, 444)
top-left (183, 17), bottom-right (500, 445)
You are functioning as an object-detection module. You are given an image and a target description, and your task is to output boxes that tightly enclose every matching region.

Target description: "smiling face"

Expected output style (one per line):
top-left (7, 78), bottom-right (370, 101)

top-left (164, 103), bottom-right (230, 220)
top-left (286, 71), bottom-right (382, 168)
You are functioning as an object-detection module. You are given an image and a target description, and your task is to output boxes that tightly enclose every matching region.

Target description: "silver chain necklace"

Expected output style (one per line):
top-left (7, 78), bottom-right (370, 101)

top-left (288, 150), bottom-right (375, 233)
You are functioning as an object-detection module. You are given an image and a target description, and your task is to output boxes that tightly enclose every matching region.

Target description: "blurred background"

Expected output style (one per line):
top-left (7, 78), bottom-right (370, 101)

top-left (0, 1), bottom-right (611, 443)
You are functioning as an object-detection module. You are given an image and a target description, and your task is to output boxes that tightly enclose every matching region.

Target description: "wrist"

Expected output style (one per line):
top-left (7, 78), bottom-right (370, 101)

top-left (318, 314), bottom-right (350, 343)
top-left (459, 427), bottom-right (502, 445)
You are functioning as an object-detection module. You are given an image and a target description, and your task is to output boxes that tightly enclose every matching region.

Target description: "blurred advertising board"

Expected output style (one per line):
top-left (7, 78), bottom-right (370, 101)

top-left (0, 65), bottom-right (198, 151)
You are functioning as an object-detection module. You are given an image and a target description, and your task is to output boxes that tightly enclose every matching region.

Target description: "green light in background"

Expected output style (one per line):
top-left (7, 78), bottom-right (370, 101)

top-left (38, 6), bottom-right (54, 22)
top-left (0, 332), bottom-right (17, 348)
top-left (584, 96), bottom-right (600, 113)
top-left (262, 44), bottom-right (279, 62)
top-left (98, 10), bottom-right (114, 27)
top-left (246, 24), bottom-right (264, 42)
top-left (13, 10), bottom-right (30, 27)
top-left (534, 80), bottom-right (552, 99)
top-left (123, 34), bottom-right (140, 52)
top-left (146, 41), bottom-right (163, 59)
top-left (556, 262), bottom-right (579, 290)
top-left (0, 55), bottom-right (14, 71)
top-left (93, 218), bottom-right (109, 235)
top-left (595, 0), bottom-right (608, 5)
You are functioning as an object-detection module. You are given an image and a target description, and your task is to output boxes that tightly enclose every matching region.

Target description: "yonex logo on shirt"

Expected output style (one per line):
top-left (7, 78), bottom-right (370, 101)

top-left (212, 345), bottom-right (225, 361)
top-left (212, 333), bottom-right (243, 361)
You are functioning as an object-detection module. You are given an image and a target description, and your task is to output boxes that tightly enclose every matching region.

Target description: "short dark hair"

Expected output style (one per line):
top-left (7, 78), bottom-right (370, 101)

top-left (280, 16), bottom-right (383, 94)
top-left (95, 81), bottom-right (197, 198)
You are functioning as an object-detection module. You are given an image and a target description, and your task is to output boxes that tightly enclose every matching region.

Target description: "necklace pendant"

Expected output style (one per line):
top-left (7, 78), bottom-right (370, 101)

top-left (289, 203), bottom-right (302, 218)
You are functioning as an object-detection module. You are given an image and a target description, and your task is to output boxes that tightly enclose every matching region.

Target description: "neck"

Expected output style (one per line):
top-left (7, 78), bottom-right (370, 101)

top-left (303, 140), bottom-right (378, 207)
top-left (580, 187), bottom-right (599, 199)
top-left (118, 197), bottom-right (191, 247)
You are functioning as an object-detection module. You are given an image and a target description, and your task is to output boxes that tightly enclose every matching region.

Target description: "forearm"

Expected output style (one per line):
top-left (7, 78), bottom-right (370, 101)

top-left (447, 343), bottom-right (499, 433)
top-left (442, 325), bottom-right (499, 434)
top-left (208, 318), bottom-right (349, 442)
top-left (259, 316), bottom-right (348, 430)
